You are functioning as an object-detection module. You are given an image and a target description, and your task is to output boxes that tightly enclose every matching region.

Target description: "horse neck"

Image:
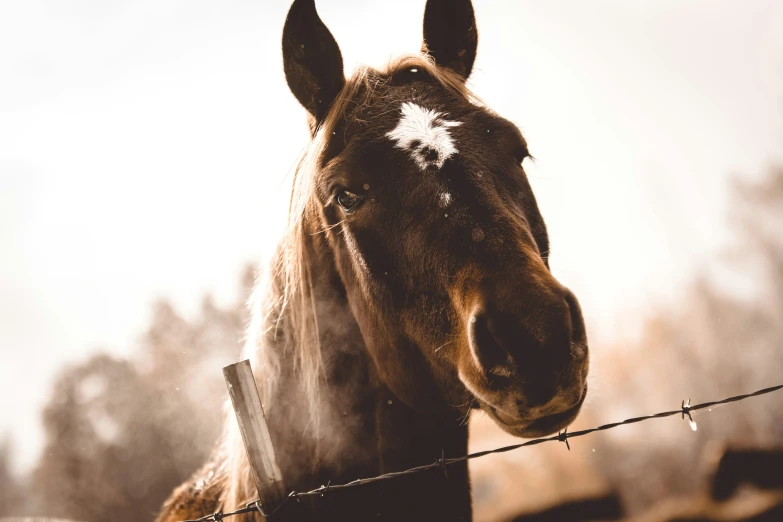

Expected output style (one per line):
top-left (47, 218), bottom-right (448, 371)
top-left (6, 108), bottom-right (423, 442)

top-left (253, 228), bottom-right (472, 520)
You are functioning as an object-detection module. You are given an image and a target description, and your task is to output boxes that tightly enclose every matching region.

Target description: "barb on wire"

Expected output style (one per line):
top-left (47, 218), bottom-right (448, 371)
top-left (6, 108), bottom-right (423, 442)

top-left (682, 399), bottom-right (698, 431)
top-left (182, 383), bottom-right (783, 521)
top-left (558, 428), bottom-right (571, 451)
top-left (436, 448), bottom-right (448, 478)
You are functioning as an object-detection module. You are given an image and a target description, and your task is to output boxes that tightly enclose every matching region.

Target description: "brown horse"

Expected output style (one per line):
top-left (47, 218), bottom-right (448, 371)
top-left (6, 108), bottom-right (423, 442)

top-left (157, 0), bottom-right (589, 520)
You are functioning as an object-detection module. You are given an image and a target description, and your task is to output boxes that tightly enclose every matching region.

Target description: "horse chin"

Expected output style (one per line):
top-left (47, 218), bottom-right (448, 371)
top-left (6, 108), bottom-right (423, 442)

top-left (481, 385), bottom-right (587, 438)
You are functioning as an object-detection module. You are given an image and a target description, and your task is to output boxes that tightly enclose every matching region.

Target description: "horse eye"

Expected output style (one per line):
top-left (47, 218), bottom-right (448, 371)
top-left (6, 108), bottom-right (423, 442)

top-left (514, 144), bottom-right (535, 165)
top-left (336, 190), bottom-right (362, 211)
top-left (516, 147), bottom-right (530, 165)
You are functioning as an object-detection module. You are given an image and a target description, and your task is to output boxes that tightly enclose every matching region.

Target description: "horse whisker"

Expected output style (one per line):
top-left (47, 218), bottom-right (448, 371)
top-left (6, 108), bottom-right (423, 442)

top-left (311, 219), bottom-right (345, 236)
top-left (434, 341), bottom-right (453, 353)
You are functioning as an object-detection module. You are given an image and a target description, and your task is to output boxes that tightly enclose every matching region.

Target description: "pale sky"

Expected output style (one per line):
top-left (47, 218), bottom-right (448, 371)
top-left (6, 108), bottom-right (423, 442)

top-left (2, 0), bottom-right (782, 473)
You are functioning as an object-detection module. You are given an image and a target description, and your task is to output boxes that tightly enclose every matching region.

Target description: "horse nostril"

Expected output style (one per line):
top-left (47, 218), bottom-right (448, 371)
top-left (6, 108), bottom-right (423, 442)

top-left (468, 309), bottom-right (542, 374)
top-left (468, 312), bottom-right (508, 371)
top-left (468, 292), bottom-right (587, 377)
top-left (468, 313), bottom-right (503, 369)
top-left (564, 289), bottom-right (586, 348)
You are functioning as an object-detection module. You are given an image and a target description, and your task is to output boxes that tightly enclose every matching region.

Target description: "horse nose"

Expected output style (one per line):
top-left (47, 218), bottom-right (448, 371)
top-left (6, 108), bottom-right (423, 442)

top-left (468, 288), bottom-right (586, 405)
top-left (563, 288), bottom-right (587, 354)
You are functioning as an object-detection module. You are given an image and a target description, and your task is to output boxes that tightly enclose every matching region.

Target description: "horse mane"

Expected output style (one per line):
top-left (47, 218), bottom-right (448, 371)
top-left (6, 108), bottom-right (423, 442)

top-left (216, 54), bottom-right (478, 512)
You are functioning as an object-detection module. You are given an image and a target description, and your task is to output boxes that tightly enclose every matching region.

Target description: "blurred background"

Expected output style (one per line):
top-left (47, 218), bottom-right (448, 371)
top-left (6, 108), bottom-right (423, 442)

top-left (2, 0), bottom-right (783, 521)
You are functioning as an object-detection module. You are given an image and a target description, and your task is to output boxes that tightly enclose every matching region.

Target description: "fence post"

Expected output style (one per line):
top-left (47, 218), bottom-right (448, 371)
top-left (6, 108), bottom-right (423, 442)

top-left (223, 360), bottom-right (288, 516)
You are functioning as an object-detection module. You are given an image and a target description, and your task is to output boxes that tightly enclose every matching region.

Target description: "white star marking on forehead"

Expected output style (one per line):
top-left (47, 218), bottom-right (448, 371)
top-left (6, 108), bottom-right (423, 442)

top-left (385, 102), bottom-right (462, 171)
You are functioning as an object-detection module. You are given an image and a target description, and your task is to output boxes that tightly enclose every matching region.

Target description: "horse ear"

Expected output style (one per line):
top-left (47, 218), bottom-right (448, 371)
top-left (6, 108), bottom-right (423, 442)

top-left (421, 0), bottom-right (478, 79)
top-left (282, 0), bottom-right (345, 126)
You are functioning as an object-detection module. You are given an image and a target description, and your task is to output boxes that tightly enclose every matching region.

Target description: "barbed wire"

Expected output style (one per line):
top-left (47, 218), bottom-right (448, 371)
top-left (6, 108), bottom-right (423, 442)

top-left (182, 383), bottom-right (783, 521)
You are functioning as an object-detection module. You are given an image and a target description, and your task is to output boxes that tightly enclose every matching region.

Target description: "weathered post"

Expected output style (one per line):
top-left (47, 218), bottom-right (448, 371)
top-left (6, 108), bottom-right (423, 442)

top-left (223, 360), bottom-right (287, 516)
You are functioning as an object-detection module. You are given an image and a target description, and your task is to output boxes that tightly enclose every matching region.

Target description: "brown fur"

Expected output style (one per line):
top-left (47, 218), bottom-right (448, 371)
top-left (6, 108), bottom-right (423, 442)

top-left (157, 2), bottom-right (589, 520)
